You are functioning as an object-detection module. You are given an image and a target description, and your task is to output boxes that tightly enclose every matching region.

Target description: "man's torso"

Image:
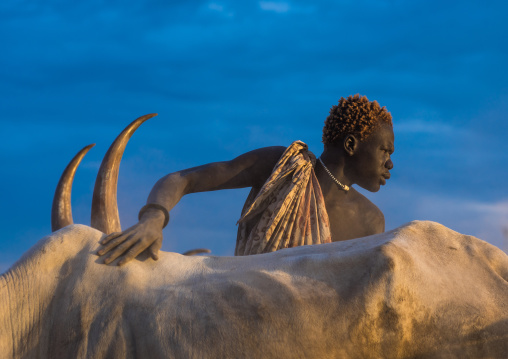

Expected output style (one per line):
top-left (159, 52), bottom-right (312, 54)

top-left (323, 187), bottom-right (383, 242)
top-left (245, 174), bottom-right (383, 244)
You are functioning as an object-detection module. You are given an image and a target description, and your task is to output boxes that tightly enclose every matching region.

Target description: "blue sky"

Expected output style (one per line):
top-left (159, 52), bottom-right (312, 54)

top-left (1, 0), bottom-right (507, 272)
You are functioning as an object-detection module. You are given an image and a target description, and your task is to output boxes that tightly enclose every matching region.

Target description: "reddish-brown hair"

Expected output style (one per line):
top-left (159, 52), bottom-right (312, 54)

top-left (322, 94), bottom-right (392, 144)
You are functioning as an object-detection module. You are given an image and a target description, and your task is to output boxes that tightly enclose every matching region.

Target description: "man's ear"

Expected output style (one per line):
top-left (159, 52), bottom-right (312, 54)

top-left (343, 134), bottom-right (358, 156)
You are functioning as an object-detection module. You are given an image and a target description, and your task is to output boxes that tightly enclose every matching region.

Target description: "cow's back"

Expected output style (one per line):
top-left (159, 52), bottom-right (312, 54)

top-left (3, 221), bottom-right (508, 358)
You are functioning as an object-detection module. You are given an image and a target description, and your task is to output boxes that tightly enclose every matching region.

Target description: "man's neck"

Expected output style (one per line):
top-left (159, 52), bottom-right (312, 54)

top-left (314, 152), bottom-right (352, 199)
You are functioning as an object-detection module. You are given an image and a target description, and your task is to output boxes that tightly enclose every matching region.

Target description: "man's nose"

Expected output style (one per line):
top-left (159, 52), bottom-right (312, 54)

top-left (386, 159), bottom-right (394, 170)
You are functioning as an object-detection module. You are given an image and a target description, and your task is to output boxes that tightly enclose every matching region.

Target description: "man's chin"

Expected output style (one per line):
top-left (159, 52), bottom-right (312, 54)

top-left (359, 183), bottom-right (381, 192)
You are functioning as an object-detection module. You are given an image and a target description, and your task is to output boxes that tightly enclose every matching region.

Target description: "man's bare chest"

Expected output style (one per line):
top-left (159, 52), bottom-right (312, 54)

top-left (325, 199), bottom-right (374, 242)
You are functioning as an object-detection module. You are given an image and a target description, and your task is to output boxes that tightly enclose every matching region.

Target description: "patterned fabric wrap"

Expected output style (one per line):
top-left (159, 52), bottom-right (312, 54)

top-left (235, 140), bottom-right (332, 256)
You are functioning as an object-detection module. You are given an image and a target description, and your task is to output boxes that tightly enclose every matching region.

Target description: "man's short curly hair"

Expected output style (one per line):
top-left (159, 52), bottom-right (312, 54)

top-left (322, 94), bottom-right (392, 145)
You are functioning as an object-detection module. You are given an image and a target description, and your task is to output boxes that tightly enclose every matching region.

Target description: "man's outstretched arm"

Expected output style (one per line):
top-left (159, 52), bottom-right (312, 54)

top-left (97, 146), bottom-right (285, 265)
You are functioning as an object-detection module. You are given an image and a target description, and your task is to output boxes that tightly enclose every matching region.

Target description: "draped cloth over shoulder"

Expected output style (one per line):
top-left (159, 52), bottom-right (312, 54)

top-left (235, 141), bottom-right (332, 256)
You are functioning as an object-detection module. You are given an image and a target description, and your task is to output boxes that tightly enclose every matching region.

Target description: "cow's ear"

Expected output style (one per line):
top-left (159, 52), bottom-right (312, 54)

top-left (344, 134), bottom-right (358, 156)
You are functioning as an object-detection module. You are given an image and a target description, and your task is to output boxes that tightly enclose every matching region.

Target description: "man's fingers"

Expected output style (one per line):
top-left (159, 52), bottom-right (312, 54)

top-left (118, 241), bottom-right (150, 266)
top-left (148, 239), bottom-right (162, 260)
top-left (149, 249), bottom-right (158, 261)
top-left (100, 232), bottom-right (122, 245)
top-left (97, 234), bottom-right (132, 256)
top-left (102, 235), bottom-right (138, 264)
top-left (97, 235), bottom-right (138, 264)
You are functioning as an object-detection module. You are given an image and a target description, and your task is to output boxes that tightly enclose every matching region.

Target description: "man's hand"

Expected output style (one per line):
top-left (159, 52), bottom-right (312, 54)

top-left (97, 209), bottom-right (166, 266)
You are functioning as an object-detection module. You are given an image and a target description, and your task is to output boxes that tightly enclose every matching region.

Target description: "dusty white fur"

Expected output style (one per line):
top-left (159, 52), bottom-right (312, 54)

top-left (1, 221), bottom-right (507, 358)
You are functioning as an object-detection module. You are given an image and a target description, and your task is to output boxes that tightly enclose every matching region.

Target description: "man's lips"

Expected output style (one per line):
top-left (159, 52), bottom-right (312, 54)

top-left (381, 172), bottom-right (390, 185)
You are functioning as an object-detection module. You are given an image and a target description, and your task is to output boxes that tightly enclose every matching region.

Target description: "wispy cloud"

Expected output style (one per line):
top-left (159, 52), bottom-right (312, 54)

top-left (375, 185), bottom-right (508, 253)
top-left (396, 120), bottom-right (464, 135)
top-left (208, 2), bottom-right (224, 12)
top-left (259, 1), bottom-right (290, 13)
top-left (205, 2), bottom-right (234, 17)
top-left (419, 197), bottom-right (508, 253)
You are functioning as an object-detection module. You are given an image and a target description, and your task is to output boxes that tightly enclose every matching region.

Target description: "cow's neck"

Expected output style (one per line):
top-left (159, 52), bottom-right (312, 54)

top-left (0, 265), bottom-right (45, 357)
top-left (0, 271), bottom-right (15, 356)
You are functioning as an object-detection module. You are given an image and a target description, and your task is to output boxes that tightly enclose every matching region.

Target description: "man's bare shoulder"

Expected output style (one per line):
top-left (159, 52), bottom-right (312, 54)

top-left (241, 145), bottom-right (286, 160)
top-left (349, 188), bottom-right (385, 234)
top-left (181, 145), bottom-right (287, 192)
top-left (235, 146), bottom-right (286, 187)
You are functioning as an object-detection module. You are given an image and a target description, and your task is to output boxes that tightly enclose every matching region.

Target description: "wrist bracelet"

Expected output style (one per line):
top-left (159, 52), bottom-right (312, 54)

top-left (138, 203), bottom-right (170, 228)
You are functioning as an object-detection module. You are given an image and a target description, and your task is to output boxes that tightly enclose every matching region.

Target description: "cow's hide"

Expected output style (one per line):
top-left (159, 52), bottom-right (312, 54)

top-left (0, 221), bottom-right (507, 358)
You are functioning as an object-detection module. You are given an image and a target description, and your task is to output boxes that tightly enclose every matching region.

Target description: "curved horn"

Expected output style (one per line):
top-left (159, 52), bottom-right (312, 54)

top-left (182, 249), bottom-right (212, 256)
top-left (51, 144), bottom-right (95, 232)
top-left (91, 113), bottom-right (158, 234)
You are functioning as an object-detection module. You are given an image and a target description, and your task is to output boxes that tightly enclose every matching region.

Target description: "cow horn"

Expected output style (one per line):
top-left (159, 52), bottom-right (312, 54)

top-left (182, 249), bottom-right (212, 256)
top-left (51, 144), bottom-right (95, 231)
top-left (91, 113), bottom-right (158, 234)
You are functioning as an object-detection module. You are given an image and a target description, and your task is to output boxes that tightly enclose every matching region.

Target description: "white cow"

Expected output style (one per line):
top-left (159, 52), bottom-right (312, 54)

top-left (1, 220), bottom-right (507, 358)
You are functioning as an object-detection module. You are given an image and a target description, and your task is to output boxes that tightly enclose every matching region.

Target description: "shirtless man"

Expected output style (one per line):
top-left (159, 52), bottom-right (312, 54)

top-left (98, 94), bottom-right (394, 265)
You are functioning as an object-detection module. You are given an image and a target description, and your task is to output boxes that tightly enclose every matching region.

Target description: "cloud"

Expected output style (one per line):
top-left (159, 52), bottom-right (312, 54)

top-left (205, 2), bottom-right (234, 17)
top-left (259, 1), bottom-right (290, 13)
top-left (418, 197), bottom-right (508, 252)
top-left (371, 184), bottom-right (508, 253)
top-left (208, 2), bottom-right (224, 12)
top-left (396, 119), bottom-right (467, 136)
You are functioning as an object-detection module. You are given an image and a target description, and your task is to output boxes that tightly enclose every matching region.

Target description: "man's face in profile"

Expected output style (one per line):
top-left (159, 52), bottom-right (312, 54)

top-left (351, 123), bottom-right (395, 192)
